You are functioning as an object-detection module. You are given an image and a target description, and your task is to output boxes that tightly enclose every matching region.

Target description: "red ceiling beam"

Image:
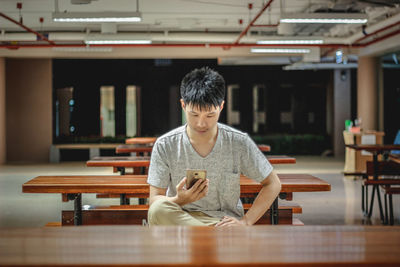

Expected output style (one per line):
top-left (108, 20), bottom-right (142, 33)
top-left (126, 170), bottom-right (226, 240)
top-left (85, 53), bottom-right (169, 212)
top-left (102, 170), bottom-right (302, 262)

top-left (233, 0), bottom-right (275, 45)
top-left (0, 12), bottom-right (55, 45)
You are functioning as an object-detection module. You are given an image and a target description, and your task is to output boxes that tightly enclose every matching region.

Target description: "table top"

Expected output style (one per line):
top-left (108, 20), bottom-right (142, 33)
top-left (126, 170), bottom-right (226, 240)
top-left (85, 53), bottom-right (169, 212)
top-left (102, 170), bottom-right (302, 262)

top-left (86, 155), bottom-right (296, 167)
top-left (257, 144), bottom-right (271, 152)
top-left (22, 174), bottom-right (330, 194)
top-left (125, 137), bottom-right (157, 145)
top-left (1, 225), bottom-right (399, 266)
top-left (116, 144), bottom-right (153, 154)
top-left (86, 156), bottom-right (151, 167)
top-left (116, 144), bottom-right (271, 154)
top-left (345, 144), bottom-right (400, 153)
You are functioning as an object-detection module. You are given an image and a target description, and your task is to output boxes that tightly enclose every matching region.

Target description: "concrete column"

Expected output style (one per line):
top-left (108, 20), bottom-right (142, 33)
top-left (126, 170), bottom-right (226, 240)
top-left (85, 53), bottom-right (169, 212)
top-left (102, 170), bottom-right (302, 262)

top-left (0, 58), bottom-right (5, 164)
top-left (333, 69), bottom-right (351, 158)
top-left (357, 56), bottom-right (379, 131)
top-left (6, 59), bottom-right (52, 162)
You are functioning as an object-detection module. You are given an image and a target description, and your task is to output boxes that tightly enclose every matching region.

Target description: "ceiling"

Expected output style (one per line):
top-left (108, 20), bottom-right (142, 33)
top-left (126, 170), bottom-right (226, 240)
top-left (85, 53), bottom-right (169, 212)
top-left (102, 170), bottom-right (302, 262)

top-left (1, 0), bottom-right (400, 64)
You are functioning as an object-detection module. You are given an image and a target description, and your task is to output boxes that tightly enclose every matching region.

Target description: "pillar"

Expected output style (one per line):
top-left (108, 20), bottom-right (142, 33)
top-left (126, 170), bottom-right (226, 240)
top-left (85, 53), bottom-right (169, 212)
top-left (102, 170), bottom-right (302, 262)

top-left (0, 58), bottom-right (5, 164)
top-left (357, 56), bottom-right (379, 131)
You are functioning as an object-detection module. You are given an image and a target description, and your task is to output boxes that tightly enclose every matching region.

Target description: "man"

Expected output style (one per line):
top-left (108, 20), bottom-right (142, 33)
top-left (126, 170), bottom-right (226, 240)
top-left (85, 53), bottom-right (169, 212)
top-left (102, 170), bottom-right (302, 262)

top-left (147, 67), bottom-right (281, 226)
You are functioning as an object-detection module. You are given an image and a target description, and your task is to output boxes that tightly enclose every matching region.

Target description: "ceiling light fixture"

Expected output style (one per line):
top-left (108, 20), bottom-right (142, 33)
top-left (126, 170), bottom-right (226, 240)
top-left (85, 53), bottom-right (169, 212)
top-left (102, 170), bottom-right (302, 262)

top-left (251, 48), bottom-right (311, 54)
top-left (52, 12), bottom-right (142, 22)
top-left (257, 40), bottom-right (324, 45)
top-left (52, 47), bottom-right (113, 52)
top-left (280, 13), bottom-right (367, 24)
top-left (85, 39), bottom-right (151, 45)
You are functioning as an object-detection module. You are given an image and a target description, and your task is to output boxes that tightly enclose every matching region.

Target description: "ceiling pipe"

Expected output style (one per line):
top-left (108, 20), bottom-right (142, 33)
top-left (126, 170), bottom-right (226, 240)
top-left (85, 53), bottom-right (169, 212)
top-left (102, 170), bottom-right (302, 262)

top-left (0, 12), bottom-right (55, 45)
top-left (353, 20), bottom-right (400, 44)
top-left (234, 0), bottom-right (274, 45)
top-left (0, 43), bottom-right (357, 49)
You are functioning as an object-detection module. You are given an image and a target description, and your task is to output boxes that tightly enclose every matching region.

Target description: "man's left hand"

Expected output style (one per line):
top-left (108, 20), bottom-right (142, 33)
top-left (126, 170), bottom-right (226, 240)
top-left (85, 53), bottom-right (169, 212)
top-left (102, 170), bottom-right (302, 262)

top-left (215, 216), bottom-right (248, 227)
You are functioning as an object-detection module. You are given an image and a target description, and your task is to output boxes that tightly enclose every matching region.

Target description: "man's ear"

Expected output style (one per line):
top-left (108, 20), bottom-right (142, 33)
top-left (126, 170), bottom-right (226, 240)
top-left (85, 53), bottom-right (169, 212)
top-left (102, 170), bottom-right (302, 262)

top-left (180, 99), bottom-right (185, 110)
top-left (219, 101), bottom-right (225, 111)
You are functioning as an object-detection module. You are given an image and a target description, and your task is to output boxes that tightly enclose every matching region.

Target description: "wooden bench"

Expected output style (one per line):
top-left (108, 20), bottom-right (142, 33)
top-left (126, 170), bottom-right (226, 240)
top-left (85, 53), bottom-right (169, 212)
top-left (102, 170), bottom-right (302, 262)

top-left (61, 202), bottom-right (302, 226)
top-left (50, 143), bottom-right (123, 163)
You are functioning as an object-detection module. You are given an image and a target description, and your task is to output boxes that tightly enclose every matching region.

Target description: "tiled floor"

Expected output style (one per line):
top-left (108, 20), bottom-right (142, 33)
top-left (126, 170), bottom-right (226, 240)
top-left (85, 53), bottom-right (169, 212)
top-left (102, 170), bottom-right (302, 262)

top-left (0, 156), bottom-right (398, 227)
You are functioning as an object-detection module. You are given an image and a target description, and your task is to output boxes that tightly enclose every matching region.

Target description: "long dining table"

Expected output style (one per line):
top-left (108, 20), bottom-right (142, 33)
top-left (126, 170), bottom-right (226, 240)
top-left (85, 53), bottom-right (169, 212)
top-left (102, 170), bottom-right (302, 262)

top-left (22, 174), bottom-right (330, 225)
top-left (86, 155), bottom-right (296, 174)
top-left (1, 225), bottom-right (400, 266)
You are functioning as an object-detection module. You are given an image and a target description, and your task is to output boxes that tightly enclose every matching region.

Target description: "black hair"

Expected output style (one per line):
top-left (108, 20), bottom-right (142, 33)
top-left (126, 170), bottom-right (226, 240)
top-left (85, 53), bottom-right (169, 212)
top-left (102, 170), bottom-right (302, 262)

top-left (180, 66), bottom-right (225, 110)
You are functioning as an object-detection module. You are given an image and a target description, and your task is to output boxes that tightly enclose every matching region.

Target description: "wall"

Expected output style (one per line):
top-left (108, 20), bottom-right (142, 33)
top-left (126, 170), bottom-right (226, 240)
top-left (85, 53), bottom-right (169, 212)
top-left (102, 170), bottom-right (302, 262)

top-left (0, 58), bottom-right (5, 164)
top-left (6, 59), bottom-right (52, 162)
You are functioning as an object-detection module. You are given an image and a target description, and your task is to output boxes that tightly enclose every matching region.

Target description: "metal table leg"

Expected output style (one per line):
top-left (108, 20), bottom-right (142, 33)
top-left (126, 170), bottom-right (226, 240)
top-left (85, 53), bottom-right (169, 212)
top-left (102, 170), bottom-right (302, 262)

top-left (67, 193), bottom-right (82, 226)
top-left (270, 198), bottom-right (278, 225)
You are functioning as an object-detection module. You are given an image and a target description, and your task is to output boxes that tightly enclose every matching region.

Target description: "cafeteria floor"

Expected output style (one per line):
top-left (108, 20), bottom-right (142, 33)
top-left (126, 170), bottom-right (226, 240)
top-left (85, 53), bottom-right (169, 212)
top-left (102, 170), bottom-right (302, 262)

top-left (0, 155), bottom-right (398, 227)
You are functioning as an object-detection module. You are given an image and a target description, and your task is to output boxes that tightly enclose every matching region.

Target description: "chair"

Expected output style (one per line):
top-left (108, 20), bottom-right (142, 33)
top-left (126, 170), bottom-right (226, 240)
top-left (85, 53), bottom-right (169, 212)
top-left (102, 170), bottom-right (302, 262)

top-left (363, 161), bottom-right (400, 225)
top-left (391, 130), bottom-right (400, 154)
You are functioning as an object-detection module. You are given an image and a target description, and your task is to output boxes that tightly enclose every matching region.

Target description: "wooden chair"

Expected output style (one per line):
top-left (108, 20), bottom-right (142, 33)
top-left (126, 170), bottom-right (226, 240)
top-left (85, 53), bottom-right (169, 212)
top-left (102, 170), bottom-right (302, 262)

top-left (363, 161), bottom-right (400, 225)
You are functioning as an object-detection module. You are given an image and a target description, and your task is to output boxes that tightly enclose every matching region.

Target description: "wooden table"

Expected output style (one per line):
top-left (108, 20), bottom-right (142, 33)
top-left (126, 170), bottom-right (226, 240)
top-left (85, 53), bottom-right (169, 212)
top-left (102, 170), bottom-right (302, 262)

top-left (116, 144), bottom-right (271, 154)
top-left (1, 225), bottom-right (399, 266)
top-left (86, 155), bottom-right (295, 174)
top-left (125, 137), bottom-right (157, 145)
top-left (116, 144), bottom-right (153, 154)
top-left (86, 156), bottom-right (151, 174)
top-left (346, 144), bottom-right (400, 221)
top-left (389, 153), bottom-right (400, 164)
top-left (23, 174), bottom-right (330, 225)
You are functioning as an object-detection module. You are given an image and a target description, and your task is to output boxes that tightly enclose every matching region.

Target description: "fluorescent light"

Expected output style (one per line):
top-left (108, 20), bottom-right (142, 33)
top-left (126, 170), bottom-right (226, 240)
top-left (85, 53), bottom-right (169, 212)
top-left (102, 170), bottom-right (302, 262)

top-left (251, 48), bottom-right (310, 54)
top-left (257, 40), bottom-right (324, 45)
top-left (52, 47), bottom-right (113, 52)
top-left (53, 12), bottom-right (141, 22)
top-left (85, 40), bottom-right (151, 44)
top-left (280, 13), bottom-right (367, 24)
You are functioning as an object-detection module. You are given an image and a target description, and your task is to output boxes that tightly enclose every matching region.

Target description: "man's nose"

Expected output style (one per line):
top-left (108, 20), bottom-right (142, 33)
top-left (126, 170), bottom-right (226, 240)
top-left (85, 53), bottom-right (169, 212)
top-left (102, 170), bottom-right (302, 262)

top-left (197, 118), bottom-right (206, 127)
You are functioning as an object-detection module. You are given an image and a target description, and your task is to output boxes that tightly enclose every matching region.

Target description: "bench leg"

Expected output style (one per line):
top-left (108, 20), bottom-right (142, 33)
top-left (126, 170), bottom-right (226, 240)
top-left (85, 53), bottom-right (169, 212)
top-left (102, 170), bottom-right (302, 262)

top-left (362, 184), bottom-right (365, 214)
top-left (270, 198), bottom-right (279, 225)
top-left (120, 194), bottom-right (130, 205)
top-left (375, 185), bottom-right (385, 223)
top-left (389, 194), bottom-right (394, 225)
top-left (73, 194), bottom-right (82, 226)
top-left (384, 192), bottom-right (389, 225)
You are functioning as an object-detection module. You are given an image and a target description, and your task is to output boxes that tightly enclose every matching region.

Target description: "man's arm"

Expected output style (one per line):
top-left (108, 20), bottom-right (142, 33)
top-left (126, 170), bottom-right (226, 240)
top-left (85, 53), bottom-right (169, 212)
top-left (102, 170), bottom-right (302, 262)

top-left (241, 170), bottom-right (281, 225)
top-left (149, 177), bottom-right (209, 206)
top-left (215, 170), bottom-right (281, 227)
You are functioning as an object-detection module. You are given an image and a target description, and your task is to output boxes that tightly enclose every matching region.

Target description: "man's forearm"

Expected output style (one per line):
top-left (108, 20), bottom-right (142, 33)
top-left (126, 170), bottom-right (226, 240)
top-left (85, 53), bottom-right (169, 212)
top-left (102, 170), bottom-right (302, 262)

top-left (242, 172), bottom-right (281, 225)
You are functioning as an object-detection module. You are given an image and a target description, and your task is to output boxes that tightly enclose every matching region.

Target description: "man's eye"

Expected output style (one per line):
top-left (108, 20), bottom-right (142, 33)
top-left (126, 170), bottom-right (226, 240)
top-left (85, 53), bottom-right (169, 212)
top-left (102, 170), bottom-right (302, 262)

top-left (207, 115), bottom-right (215, 118)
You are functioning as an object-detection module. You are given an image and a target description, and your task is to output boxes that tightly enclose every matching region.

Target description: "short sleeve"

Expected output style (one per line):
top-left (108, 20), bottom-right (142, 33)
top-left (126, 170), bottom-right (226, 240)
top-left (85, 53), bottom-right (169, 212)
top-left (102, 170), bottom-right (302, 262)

top-left (240, 134), bottom-right (273, 182)
top-left (147, 140), bottom-right (170, 188)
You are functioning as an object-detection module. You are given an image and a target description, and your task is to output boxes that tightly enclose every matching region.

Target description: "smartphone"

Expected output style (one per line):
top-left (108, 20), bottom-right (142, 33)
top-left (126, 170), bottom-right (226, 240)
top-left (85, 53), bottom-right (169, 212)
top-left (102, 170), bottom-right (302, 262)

top-left (186, 169), bottom-right (207, 189)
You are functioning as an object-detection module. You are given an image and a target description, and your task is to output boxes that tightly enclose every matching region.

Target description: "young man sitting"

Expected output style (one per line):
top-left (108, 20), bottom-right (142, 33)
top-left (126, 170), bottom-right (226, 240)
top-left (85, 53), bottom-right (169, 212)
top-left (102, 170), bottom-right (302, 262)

top-left (147, 67), bottom-right (281, 226)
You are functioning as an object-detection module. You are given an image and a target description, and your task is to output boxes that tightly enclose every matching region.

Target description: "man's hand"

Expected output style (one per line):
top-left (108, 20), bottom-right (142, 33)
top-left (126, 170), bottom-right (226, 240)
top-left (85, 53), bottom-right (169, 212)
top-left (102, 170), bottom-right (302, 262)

top-left (173, 177), bottom-right (209, 206)
top-left (215, 216), bottom-right (248, 227)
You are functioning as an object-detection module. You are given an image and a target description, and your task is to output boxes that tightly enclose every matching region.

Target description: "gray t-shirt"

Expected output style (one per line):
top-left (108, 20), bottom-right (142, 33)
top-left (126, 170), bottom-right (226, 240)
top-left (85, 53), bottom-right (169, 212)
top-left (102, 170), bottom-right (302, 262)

top-left (147, 123), bottom-right (273, 219)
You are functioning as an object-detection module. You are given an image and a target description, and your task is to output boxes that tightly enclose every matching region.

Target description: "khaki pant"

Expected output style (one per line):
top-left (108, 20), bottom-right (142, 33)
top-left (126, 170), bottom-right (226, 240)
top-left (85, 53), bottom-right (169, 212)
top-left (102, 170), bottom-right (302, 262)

top-left (148, 198), bottom-right (221, 226)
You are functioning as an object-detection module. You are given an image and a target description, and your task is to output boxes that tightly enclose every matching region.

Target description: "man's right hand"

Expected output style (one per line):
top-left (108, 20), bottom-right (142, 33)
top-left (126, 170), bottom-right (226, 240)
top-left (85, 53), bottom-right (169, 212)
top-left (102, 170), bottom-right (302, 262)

top-left (173, 177), bottom-right (209, 206)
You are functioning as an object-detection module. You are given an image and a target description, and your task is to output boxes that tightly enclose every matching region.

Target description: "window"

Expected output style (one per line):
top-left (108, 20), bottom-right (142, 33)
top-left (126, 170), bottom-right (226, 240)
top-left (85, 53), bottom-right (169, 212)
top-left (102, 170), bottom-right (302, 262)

top-left (100, 86), bottom-right (115, 137)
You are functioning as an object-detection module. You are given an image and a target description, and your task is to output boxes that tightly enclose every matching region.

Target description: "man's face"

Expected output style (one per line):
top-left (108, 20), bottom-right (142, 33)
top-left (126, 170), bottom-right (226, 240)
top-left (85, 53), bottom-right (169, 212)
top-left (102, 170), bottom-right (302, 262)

top-left (181, 100), bottom-right (224, 136)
